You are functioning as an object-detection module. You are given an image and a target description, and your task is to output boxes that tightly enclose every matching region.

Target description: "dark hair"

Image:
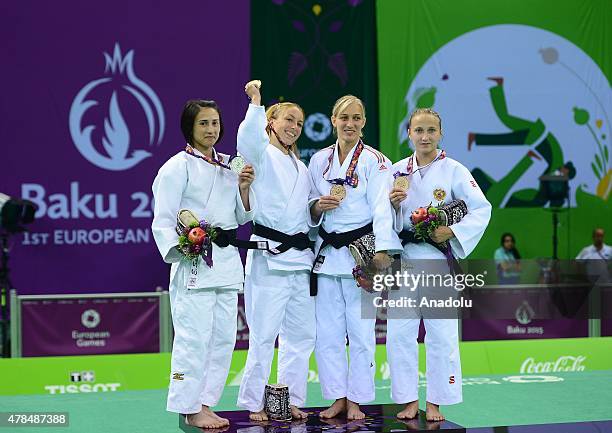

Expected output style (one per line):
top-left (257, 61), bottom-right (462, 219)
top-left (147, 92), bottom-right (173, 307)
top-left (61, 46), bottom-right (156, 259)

top-left (501, 232), bottom-right (521, 259)
top-left (180, 100), bottom-right (224, 145)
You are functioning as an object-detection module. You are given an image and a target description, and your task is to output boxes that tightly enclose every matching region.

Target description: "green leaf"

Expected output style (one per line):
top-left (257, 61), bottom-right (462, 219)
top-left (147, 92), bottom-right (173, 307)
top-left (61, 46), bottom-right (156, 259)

top-left (604, 145), bottom-right (609, 163)
top-left (595, 154), bottom-right (604, 172)
top-left (591, 162), bottom-right (602, 179)
top-left (572, 107), bottom-right (589, 125)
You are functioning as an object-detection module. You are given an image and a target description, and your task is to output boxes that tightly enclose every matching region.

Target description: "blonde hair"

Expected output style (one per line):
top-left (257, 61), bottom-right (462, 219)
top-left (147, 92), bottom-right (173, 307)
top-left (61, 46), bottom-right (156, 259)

top-left (266, 102), bottom-right (304, 158)
top-left (331, 95), bottom-right (366, 137)
top-left (408, 108), bottom-right (442, 131)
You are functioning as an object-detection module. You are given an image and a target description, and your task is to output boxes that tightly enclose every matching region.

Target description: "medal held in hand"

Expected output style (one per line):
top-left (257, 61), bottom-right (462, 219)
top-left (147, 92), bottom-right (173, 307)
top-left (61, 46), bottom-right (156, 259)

top-left (330, 183), bottom-right (347, 201)
top-left (393, 175), bottom-right (410, 191)
top-left (229, 155), bottom-right (246, 174)
top-left (324, 140), bottom-right (365, 202)
top-left (393, 170), bottom-right (410, 191)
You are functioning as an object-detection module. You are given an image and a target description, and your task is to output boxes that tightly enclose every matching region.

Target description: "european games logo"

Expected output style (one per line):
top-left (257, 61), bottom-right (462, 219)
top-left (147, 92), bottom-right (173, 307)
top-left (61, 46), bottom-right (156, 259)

top-left (304, 113), bottom-right (332, 142)
top-left (69, 43), bottom-right (165, 171)
top-left (81, 309), bottom-right (100, 328)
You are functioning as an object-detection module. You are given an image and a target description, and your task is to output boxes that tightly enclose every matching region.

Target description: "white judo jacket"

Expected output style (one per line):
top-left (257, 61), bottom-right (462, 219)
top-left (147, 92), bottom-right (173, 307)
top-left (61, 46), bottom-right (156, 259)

top-left (152, 148), bottom-right (254, 290)
top-left (392, 151), bottom-right (492, 260)
top-left (237, 104), bottom-right (314, 273)
top-left (308, 142), bottom-right (403, 277)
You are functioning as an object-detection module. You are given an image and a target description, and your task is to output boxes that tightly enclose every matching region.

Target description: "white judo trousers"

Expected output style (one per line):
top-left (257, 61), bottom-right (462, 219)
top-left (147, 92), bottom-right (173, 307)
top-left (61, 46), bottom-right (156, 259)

top-left (167, 285), bottom-right (238, 413)
top-left (386, 317), bottom-right (461, 405)
top-left (315, 275), bottom-right (377, 403)
top-left (386, 258), bottom-right (463, 405)
top-left (237, 254), bottom-right (316, 412)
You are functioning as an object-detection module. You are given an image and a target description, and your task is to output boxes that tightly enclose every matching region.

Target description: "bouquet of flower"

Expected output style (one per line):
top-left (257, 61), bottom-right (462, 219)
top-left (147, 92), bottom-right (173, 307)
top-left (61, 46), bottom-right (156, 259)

top-left (410, 200), bottom-right (468, 246)
top-left (411, 204), bottom-right (444, 244)
top-left (352, 265), bottom-right (375, 292)
top-left (176, 209), bottom-right (217, 266)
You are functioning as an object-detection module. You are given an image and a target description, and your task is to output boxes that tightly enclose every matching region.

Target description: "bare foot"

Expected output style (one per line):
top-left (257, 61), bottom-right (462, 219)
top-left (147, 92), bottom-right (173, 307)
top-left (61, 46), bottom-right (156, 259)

top-left (202, 406), bottom-right (229, 426)
top-left (291, 405), bottom-right (308, 419)
top-left (396, 400), bottom-right (419, 419)
top-left (346, 400), bottom-right (365, 420)
top-left (425, 401), bottom-right (445, 422)
top-left (319, 398), bottom-right (346, 418)
top-left (186, 409), bottom-right (228, 428)
top-left (249, 410), bottom-right (268, 422)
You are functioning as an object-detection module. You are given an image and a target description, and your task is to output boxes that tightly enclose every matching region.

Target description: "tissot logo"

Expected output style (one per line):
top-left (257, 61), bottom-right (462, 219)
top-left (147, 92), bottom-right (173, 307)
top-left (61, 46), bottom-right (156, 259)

top-left (70, 371), bottom-right (95, 382)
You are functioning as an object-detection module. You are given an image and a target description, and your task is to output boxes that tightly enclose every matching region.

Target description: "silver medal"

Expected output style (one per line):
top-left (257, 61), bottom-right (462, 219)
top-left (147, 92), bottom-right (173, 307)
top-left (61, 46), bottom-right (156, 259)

top-left (229, 155), bottom-right (246, 173)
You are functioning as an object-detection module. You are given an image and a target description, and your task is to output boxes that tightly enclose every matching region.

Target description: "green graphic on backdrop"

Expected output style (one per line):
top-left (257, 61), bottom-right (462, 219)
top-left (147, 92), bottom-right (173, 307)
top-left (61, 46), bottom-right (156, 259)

top-left (251, 0), bottom-right (379, 163)
top-left (469, 80), bottom-right (570, 208)
top-left (377, 0), bottom-right (611, 258)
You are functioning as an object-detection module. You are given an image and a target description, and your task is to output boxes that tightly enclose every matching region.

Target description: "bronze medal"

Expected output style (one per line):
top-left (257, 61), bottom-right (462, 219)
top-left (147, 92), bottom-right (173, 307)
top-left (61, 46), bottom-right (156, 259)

top-left (394, 175), bottom-right (410, 191)
top-left (330, 184), bottom-right (346, 201)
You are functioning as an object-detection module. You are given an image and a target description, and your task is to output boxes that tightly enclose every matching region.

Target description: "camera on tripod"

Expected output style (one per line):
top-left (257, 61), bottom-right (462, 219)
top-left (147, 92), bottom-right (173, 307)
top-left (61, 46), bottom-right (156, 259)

top-left (0, 193), bottom-right (36, 234)
top-left (1, 192), bottom-right (37, 357)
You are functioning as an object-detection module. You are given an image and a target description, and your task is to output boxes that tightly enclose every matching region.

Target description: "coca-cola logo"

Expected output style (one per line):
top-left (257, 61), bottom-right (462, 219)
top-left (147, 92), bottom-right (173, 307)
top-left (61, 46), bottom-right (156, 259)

top-left (69, 43), bottom-right (165, 171)
top-left (520, 355), bottom-right (586, 373)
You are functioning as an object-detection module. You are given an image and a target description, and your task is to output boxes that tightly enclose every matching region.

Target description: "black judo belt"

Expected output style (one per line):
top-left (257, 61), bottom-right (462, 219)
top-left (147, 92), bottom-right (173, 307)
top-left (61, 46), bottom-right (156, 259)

top-left (309, 223), bottom-right (373, 296)
top-left (252, 224), bottom-right (314, 255)
top-left (398, 229), bottom-right (462, 275)
top-left (213, 228), bottom-right (265, 250)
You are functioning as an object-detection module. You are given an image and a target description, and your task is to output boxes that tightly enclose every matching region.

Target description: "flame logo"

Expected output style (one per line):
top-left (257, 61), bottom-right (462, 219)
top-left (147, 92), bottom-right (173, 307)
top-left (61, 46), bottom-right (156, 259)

top-left (69, 43), bottom-right (165, 171)
top-left (515, 300), bottom-right (535, 325)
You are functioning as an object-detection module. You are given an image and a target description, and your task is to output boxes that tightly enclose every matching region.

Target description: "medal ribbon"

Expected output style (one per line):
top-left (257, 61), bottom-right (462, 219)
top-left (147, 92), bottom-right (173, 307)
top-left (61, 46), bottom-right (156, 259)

top-left (324, 140), bottom-right (364, 188)
top-left (406, 149), bottom-right (446, 175)
top-left (184, 145), bottom-right (231, 170)
top-left (266, 124), bottom-right (293, 152)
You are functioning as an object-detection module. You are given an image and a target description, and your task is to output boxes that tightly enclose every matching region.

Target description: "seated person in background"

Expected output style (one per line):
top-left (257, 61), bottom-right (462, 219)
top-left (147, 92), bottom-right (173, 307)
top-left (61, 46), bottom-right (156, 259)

top-left (576, 228), bottom-right (611, 283)
top-left (494, 233), bottom-right (521, 284)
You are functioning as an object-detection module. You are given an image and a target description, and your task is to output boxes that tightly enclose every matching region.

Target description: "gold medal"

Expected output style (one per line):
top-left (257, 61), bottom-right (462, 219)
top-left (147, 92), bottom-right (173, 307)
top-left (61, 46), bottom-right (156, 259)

top-left (393, 175), bottom-right (410, 191)
top-left (330, 184), bottom-right (346, 201)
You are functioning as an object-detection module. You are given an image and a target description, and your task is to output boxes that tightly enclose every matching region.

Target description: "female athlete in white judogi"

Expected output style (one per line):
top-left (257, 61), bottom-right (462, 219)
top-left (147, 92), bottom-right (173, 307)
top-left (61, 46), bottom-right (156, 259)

top-left (236, 81), bottom-right (315, 421)
top-left (387, 108), bottom-right (491, 422)
top-left (308, 95), bottom-right (402, 420)
top-left (152, 100), bottom-right (255, 429)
